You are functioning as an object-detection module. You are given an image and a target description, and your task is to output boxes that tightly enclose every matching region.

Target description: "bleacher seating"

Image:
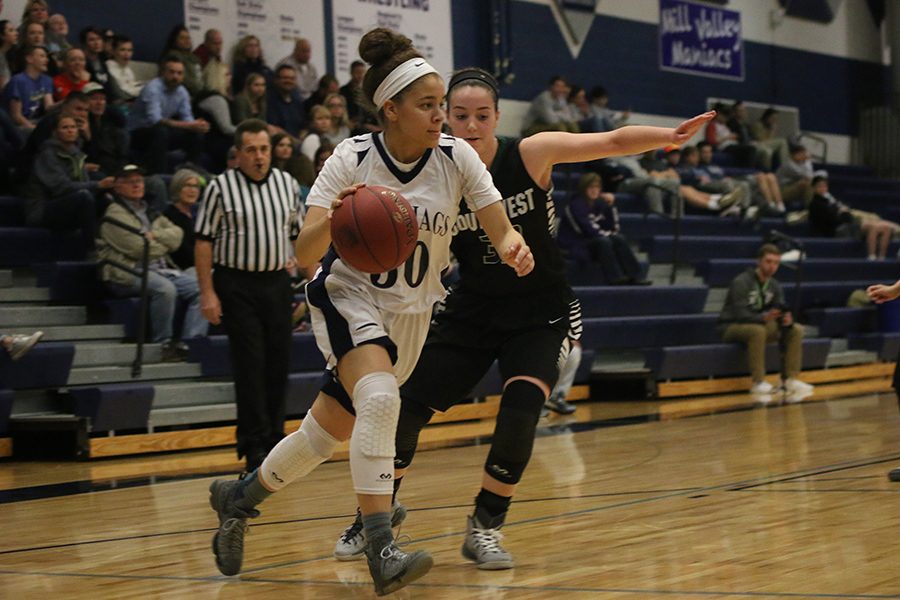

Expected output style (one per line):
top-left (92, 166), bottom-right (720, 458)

top-left (645, 235), bottom-right (900, 263)
top-left (697, 258), bottom-right (900, 287)
top-left (0, 342), bottom-right (76, 389)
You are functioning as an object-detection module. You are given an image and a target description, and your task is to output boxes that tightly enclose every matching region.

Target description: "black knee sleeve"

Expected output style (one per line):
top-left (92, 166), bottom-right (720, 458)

top-left (393, 398), bottom-right (434, 469)
top-left (484, 380), bottom-right (545, 485)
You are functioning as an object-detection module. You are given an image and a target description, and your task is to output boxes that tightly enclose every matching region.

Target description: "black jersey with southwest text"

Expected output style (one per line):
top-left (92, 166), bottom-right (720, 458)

top-left (451, 136), bottom-right (568, 296)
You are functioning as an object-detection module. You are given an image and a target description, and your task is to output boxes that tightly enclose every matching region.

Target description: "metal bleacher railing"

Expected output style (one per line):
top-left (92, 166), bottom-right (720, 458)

top-left (99, 216), bottom-right (150, 379)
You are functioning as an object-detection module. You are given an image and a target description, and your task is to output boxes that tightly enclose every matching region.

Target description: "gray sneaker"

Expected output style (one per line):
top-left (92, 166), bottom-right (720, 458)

top-left (209, 479), bottom-right (260, 576)
top-left (7, 331), bottom-right (43, 361)
top-left (718, 186), bottom-right (745, 211)
top-left (461, 510), bottom-right (515, 570)
top-left (366, 542), bottom-right (433, 596)
top-left (334, 502), bottom-right (407, 561)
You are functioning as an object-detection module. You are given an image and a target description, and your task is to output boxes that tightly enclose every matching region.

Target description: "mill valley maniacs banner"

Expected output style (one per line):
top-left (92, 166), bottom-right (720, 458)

top-left (658, 0), bottom-right (744, 81)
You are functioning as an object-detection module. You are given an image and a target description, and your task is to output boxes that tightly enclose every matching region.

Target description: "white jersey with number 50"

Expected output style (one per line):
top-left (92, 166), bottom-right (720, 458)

top-left (306, 132), bottom-right (502, 313)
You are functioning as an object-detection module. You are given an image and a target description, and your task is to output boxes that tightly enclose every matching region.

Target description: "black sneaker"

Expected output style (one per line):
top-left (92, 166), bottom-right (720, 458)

top-left (545, 393), bottom-right (576, 415)
top-left (889, 468), bottom-right (900, 482)
top-left (209, 479), bottom-right (260, 576)
top-left (160, 340), bottom-right (189, 362)
top-left (366, 542), bottom-right (433, 596)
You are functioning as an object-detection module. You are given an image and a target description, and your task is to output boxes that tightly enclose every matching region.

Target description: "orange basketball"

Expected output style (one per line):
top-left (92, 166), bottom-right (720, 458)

top-left (330, 185), bottom-right (418, 273)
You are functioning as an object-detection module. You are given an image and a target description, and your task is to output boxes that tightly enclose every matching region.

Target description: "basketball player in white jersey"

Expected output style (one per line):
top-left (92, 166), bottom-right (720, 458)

top-left (206, 28), bottom-right (533, 596)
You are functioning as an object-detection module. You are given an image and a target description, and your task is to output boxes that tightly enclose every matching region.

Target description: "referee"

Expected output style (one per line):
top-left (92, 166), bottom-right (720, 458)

top-left (195, 118), bottom-right (301, 472)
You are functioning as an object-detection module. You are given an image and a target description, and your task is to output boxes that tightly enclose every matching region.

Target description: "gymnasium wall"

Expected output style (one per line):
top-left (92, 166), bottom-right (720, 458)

top-left (456, 0), bottom-right (889, 163)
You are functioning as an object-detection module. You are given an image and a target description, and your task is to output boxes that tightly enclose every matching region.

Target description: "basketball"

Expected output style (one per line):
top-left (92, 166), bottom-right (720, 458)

top-left (330, 185), bottom-right (418, 273)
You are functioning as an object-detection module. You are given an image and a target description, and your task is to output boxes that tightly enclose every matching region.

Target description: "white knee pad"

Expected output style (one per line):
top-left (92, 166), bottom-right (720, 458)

top-left (259, 412), bottom-right (338, 491)
top-left (350, 371), bottom-right (401, 495)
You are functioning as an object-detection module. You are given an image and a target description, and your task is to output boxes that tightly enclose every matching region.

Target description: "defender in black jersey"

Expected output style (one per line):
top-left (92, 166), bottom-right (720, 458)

top-left (333, 68), bottom-right (717, 568)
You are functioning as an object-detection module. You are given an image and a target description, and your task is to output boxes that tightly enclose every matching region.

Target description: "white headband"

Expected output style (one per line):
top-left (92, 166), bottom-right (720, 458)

top-left (372, 57), bottom-right (439, 109)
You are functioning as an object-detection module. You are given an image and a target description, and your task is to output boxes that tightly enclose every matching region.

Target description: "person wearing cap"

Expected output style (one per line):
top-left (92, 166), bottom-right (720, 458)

top-left (82, 81), bottom-right (127, 174)
top-left (99, 164), bottom-right (208, 361)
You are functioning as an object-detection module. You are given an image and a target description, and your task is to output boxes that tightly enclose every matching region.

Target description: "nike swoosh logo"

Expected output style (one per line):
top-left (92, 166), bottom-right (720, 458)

top-left (549, 317), bottom-right (565, 324)
top-left (414, 61), bottom-right (425, 67)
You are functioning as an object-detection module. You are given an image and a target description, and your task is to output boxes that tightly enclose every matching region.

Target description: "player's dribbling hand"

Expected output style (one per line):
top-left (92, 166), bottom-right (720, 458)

top-left (867, 283), bottom-right (900, 304)
top-left (670, 111), bottom-right (717, 144)
top-left (328, 184), bottom-right (365, 219)
top-left (504, 241), bottom-right (534, 277)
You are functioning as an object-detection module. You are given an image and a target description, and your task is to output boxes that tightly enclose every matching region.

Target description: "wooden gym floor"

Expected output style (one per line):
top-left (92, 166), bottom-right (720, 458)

top-left (2, 390), bottom-right (900, 599)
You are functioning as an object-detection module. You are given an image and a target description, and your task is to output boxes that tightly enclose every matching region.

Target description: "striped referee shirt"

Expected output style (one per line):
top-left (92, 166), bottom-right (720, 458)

top-left (195, 167), bottom-right (302, 272)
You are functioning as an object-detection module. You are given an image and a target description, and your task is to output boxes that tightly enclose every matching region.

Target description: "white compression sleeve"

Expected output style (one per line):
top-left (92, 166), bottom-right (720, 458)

top-left (258, 411), bottom-right (338, 491)
top-left (349, 371), bottom-right (401, 495)
top-left (553, 343), bottom-right (582, 398)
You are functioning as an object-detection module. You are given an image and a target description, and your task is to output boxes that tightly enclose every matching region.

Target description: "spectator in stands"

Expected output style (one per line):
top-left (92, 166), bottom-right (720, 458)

top-left (233, 72), bottom-right (267, 123)
top-left (82, 81), bottom-right (128, 176)
top-left (750, 107), bottom-right (790, 171)
top-left (726, 101), bottom-right (766, 169)
top-left (777, 144), bottom-right (817, 209)
top-left (198, 60), bottom-right (236, 135)
top-left (225, 144), bottom-right (239, 170)
top-left (163, 168), bottom-right (203, 270)
top-left (99, 164), bottom-right (207, 360)
top-left (588, 85), bottom-right (629, 132)
top-left (695, 141), bottom-right (785, 217)
top-left (521, 75), bottom-right (579, 136)
top-left (0, 330), bottom-right (43, 360)
top-left (299, 104), bottom-right (332, 162)
top-left (44, 13), bottom-right (70, 55)
top-left (276, 37), bottom-right (317, 101)
top-left (719, 243), bottom-right (813, 400)
top-left (106, 35), bottom-right (142, 102)
top-left (322, 92), bottom-right (350, 146)
top-left (16, 89), bottom-right (88, 182)
top-left (705, 102), bottom-right (756, 168)
top-left (340, 59), bottom-right (372, 132)
top-left (0, 106), bottom-right (22, 192)
top-left (2, 44), bottom-right (54, 132)
top-left (52, 46), bottom-right (88, 100)
top-left (27, 114), bottom-right (114, 253)
top-left (80, 26), bottom-right (116, 97)
top-left (230, 35), bottom-right (271, 96)
top-left (160, 25), bottom-right (202, 98)
top-left (17, 1), bottom-right (49, 37)
top-left (808, 175), bottom-right (897, 260)
top-left (313, 143), bottom-right (333, 178)
top-left (271, 132), bottom-right (314, 189)
top-left (302, 73), bottom-right (338, 116)
top-left (267, 64), bottom-right (305, 138)
top-left (0, 19), bottom-right (18, 91)
top-left (193, 29), bottom-right (222, 69)
top-left (127, 55), bottom-right (209, 174)
top-left (567, 85), bottom-right (597, 133)
top-left (7, 21), bottom-right (53, 75)
top-left (628, 149), bottom-right (744, 215)
top-left (557, 172), bottom-right (648, 285)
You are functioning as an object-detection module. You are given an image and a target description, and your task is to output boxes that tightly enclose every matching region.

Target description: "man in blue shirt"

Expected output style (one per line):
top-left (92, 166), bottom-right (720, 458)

top-left (266, 64), bottom-right (306, 139)
top-left (1, 45), bottom-right (55, 133)
top-left (128, 55), bottom-right (209, 174)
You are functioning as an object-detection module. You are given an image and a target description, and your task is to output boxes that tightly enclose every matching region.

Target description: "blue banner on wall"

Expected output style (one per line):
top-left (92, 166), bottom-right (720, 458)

top-left (659, 0), bottom-right (744, 81)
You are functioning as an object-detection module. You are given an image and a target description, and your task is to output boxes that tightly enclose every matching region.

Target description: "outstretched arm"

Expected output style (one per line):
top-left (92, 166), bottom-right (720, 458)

top-left (867, 280), bottom-right (900, 304)
top-left (520, 111), bottom-right (716, 188)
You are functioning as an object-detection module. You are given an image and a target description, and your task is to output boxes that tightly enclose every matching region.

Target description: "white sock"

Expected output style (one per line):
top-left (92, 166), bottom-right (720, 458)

top-left (258, 412), bottom-right (338, 491)
top-left (708, 195), bottom-right (721, 210)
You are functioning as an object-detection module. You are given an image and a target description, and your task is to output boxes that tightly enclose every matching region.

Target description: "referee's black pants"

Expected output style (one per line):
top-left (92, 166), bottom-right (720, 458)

top-left (213, 266), bottom-right (293, 461)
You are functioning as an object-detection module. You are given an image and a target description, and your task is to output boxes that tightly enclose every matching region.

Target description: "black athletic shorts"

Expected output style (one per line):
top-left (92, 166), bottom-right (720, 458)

top-left (401, 285), bottom-right (580, 413)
